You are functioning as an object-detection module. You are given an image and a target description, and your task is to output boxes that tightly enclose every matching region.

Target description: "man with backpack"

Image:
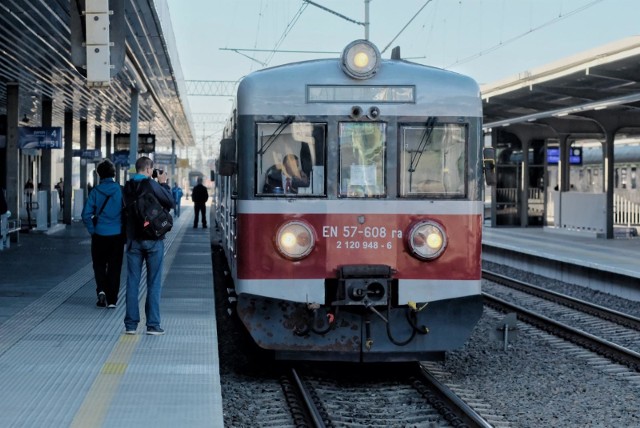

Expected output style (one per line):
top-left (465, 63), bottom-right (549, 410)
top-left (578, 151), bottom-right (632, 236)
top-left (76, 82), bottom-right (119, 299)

top-left (123, 156), bottom-right (174, 336)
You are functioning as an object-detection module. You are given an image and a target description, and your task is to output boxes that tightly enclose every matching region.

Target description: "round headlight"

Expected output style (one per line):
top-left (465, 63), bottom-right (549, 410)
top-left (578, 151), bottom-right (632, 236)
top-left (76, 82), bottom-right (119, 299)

top-left (407, 221), bottom-right (447, 260)
top-left (341, 40), bottom-right (381, 79)
top-left (275, 221), bottom-right (315, 260)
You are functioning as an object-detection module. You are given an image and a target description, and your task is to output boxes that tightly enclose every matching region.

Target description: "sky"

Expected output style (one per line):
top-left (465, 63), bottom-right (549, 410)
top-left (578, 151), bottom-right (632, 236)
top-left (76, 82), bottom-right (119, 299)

top-left (164, 0), bottom-right (640, 144)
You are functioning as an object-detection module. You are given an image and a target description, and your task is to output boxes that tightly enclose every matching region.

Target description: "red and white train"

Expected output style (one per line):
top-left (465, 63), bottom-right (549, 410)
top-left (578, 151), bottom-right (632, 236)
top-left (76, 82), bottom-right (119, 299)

top-left (214, 40), bottom-right (496, 362)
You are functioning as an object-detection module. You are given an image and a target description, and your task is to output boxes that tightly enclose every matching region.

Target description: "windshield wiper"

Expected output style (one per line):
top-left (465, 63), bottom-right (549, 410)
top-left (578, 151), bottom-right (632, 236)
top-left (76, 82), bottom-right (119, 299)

top-left (407, 117), bottom-right (436, 191)
top-left (258, 115), bottom-right (295, 156)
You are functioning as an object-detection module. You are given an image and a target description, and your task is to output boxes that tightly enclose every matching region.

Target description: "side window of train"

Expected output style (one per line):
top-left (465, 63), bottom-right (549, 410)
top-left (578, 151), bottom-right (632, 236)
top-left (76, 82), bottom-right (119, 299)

top-left (399, 123), bottom-right (466, 197)
top-left (256, 122), bottom-right (326, 196)
top-left (338, 122), bottom-right (387, 197)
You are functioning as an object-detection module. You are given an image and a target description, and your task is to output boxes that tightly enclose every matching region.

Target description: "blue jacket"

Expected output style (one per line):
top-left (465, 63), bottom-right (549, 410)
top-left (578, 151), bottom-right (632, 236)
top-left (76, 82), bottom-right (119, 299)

top-left (81, 178), bottom-right (123, 236)
top-left (172, 185), bottom-right (183, 202)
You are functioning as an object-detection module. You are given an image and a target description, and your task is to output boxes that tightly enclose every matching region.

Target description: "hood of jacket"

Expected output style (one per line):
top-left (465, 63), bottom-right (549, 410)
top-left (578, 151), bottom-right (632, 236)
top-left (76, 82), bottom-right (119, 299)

top-left (93, 178), bottom-right (121, 196)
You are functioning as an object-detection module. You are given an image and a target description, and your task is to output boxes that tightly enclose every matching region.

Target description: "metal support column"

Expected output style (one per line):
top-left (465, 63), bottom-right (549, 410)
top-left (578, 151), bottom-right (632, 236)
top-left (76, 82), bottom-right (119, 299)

top-left (128, 88), bottom-right (140, 171)
top-left (41, 96), bottom-right (53, 226)
top-left (519, 138), bottom-right (530, 227)
top-left (105, 131), bottom-right (112, 157)
top-left (171, 138), bottom-right (176, 180)
top-left (63, 110), bottom-right (73, 225)
top-left (79, 119), bottom-right (87, 196)
top-left (5, 83), bottom-right (20, 223)
top-left (603, 130), bottom-right (615, 239)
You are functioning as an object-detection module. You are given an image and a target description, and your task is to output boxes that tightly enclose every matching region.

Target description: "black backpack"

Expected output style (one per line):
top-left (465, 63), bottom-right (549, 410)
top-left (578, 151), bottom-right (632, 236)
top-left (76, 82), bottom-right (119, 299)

top-left (126, 181), bottom-right (173, 240)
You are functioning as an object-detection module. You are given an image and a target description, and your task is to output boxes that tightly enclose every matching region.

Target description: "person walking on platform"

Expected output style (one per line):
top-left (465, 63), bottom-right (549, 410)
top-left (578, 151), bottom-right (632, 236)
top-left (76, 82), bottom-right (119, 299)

top-left (81, 159), bottom-right (124, 308)
top-left (191, 177), bottom-right (208, 228)
top-left (54, 178), bottom-right (64, 210)
top-left (123, 156), bottom-right (174, 335)
top-left (0, 188), bottom-right (7, 216)
top-left (171, 181), bottom-right (183, 218)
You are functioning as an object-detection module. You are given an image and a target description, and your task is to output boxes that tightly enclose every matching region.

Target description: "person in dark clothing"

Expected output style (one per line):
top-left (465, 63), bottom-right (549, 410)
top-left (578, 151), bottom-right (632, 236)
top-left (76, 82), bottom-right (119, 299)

top-left (0, 189), bottom-right (7, 216)
top-left (122, 156), bottom-right (174, 335)
top-left (54, 178), bottom-right (64, 209)
top-left (191, 177), bottom-right (209, 228)
top-left (81, 159), bottom-right (124, 308)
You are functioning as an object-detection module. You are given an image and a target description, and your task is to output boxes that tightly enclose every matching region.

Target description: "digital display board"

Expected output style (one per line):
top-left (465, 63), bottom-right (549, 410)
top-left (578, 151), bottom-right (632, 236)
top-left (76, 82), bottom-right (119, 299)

top-left (547, 147), bottom-right (582, 165)
top-left (114, 133), bottom-right (156, 153)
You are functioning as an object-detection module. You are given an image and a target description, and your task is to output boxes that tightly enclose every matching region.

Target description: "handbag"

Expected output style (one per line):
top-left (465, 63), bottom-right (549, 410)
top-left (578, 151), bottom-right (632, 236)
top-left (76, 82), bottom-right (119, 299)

top-left (91, 195), bottom-right (111, 227)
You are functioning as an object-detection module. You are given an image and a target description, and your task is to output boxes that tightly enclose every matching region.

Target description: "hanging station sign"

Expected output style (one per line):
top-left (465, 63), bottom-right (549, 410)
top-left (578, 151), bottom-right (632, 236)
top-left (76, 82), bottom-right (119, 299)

top-left (18, 127), bottom-right (63, 149)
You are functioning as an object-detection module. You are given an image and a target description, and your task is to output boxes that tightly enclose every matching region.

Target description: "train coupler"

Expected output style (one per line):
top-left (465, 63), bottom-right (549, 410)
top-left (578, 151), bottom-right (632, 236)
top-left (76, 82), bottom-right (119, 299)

top-left (332, 264), bottom-right (394, 307)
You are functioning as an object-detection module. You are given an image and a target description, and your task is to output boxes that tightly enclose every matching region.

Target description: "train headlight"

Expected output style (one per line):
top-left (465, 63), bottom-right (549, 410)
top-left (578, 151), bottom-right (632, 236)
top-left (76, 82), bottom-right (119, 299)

top-left (276, 221), bottom-right (315, 260)
top-left (341, 40), bottom-right (381, 80)
top-left (407, 221), bottom-right (447, 260)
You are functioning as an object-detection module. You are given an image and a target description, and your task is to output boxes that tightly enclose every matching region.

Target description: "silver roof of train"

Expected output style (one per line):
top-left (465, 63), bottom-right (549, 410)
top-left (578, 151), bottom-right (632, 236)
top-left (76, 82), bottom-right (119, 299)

top-left (236, 58), bottom-right (482, 118)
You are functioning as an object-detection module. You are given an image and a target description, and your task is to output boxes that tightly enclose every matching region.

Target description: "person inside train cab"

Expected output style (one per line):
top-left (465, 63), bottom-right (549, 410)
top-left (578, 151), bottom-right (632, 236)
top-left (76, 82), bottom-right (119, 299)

top-left (263, 153), bottom-right (309, 194)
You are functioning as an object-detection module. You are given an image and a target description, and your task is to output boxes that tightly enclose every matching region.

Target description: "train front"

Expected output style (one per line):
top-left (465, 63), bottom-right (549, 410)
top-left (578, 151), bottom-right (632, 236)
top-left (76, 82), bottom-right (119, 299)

top-left (224, 40), bottom-right (489, 362)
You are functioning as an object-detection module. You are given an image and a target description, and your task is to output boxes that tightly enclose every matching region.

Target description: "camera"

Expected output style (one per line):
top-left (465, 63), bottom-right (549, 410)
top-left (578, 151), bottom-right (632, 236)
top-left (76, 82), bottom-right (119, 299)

top-left (152, 168), bottom-right (163, 179)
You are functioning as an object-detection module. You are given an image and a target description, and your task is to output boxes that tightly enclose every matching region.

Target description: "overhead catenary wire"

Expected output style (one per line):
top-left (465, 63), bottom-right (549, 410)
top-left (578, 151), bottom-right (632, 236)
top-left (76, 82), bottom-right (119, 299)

top-left (444, 0), bottom-right (604, 68)
top-left (381, 0), bottom-right (433, 54)
top-left (263, 2), bottom-right (309, 66)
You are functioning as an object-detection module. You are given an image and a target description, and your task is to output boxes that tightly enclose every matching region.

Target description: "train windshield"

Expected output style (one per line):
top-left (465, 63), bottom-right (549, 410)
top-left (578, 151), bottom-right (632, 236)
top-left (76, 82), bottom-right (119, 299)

top-left (399, 123), bottom-right (466, 197)
top-left (256, 122), bottom-right (326, 196)
top-left (339, 122), bottom-right (387, 197)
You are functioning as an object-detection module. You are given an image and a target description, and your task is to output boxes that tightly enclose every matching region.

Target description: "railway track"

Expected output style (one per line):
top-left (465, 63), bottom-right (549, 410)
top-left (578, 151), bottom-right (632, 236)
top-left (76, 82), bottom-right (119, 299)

top-left (280, 364), bottom-right (495, 427)
top-left (482, 269), bottom-right (640, 372)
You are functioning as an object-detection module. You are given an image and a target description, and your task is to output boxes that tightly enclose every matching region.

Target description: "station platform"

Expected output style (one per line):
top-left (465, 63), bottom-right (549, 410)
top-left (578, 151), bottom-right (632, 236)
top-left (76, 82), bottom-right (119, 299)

top-left (0, 208), bottom-right (223, 427)
top-left (482, 226), bottom-right (640, 301)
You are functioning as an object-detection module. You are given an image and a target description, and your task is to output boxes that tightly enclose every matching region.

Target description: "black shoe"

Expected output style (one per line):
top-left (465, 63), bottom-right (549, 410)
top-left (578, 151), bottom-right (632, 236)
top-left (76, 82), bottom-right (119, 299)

top-left (146, 326), bottom-right (165, 335)
top-left (203, 225), bottom-right (207, 229)
top-left (96, 291), bottom-right (107, 307)
top-left (193, 225), bottom-right (198, 228)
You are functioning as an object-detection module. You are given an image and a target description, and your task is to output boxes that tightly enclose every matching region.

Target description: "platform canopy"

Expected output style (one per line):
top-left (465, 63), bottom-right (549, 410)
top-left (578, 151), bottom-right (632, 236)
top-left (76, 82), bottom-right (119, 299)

top-left (482, 36), bottom-right (640, 137)
top-left (0, 0), bottom-right (194, 148)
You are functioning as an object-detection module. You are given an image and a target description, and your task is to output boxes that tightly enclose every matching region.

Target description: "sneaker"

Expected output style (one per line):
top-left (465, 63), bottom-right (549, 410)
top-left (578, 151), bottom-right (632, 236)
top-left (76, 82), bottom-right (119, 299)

top-left (107, 304), bottom-right (117, 309)
top-left (125, 329), bottom-right (136, 335)
top-left (96, 292), bottom-right (107, 307)
top-left (146, 326), bottom-right (165, 335)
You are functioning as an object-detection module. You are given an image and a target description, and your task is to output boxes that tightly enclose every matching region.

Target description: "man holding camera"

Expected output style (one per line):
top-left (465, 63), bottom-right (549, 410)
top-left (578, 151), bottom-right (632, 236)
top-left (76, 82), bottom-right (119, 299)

top-left (123, 156), bottom-right (174, 336)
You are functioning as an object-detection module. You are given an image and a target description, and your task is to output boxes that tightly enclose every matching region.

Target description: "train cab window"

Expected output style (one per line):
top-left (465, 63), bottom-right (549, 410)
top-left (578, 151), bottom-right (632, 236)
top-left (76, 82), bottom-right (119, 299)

top-left (399, 123), bottom-right (466, 197)
top-left (338, 122), bottom-right (386, 197)
top-left (256, 122), bottom-right (326, 196)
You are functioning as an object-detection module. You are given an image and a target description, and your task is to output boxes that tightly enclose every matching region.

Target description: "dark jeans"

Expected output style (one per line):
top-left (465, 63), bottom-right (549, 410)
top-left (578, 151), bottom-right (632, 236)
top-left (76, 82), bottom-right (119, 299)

top-left (194, 203), bottom-right (207, 227)
top-left (125, 239), bottom-right (164, 329)
top-left (91, 234), bottom-right (124, 305)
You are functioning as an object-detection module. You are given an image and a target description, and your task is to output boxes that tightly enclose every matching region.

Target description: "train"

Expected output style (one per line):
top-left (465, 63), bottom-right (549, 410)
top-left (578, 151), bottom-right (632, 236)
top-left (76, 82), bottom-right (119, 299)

top-left (213, 39), bottom-right (496, 362)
